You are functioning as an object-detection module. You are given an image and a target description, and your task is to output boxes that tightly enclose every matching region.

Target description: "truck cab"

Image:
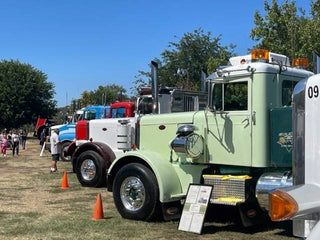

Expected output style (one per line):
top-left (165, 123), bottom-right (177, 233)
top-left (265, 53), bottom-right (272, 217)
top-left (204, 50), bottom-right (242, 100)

top-left (54, 105), bottom-right (109, 161)
top-left (106, 50), bottom-right (314, 224)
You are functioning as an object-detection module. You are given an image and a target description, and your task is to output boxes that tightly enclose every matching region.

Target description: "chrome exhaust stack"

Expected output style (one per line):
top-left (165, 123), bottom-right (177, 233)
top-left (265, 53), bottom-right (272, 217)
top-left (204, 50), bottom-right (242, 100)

top-left (151, 61), bottom-right (159, 114)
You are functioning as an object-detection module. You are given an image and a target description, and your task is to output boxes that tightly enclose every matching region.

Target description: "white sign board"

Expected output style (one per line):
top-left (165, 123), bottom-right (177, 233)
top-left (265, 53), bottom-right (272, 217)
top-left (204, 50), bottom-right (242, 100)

top-left (178, 184), bottom-right (213, 234)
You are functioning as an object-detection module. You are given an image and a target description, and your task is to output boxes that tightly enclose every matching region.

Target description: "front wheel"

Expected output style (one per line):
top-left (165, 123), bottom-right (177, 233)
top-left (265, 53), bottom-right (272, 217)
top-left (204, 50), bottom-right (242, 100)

top-left (113, 163), bottom-right (159, 221)
top-left (76, 150), bottom-right (106, 187)
top-left (60, 141), bottom-right (71, 161)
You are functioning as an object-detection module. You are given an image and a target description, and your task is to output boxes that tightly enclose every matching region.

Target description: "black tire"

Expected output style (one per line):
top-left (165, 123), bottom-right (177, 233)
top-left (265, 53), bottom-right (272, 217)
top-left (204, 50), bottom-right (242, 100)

top-left (113, 163), bottom-right (159, 221)
top-left (76, 150), bottom-right (106, 187)
top-left (60, 141), bottom-right (71, 161)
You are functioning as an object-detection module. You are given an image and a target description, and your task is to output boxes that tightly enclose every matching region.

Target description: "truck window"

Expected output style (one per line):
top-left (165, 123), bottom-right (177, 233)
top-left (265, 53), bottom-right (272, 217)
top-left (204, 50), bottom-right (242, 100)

top-left (212, 84), bottom-right (222, 110)
top-left (111, 108), bottom-right (126, 118)
top-left (84, 111), bottom-right (96, 120)
top-left (212, 82), bottom-right (248, 111)
top-left (282, 80), bottom-right (297, 106)
top-left (138, 97), bottom-right (153, 114)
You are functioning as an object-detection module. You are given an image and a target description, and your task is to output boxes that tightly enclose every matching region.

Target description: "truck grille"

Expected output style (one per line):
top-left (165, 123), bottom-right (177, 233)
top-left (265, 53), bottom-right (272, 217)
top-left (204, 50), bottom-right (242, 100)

top-left (203, 175), bottom-right (252, 206)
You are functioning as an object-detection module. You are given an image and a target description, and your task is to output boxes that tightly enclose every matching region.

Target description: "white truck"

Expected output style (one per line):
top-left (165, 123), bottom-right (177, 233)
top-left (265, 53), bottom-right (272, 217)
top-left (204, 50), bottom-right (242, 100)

top-left (71, 62), bottom-right (208, 187)
top-left (268, 73), bottom-right (320, 239)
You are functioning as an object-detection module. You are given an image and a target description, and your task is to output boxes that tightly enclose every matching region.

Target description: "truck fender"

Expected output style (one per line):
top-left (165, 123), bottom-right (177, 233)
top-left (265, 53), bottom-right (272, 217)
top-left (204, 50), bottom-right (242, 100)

top-left (64, 140), bottom-right (76, 157)
top-left (107, 150), bottom-right (182, 203)
top-left (72, 142), bottom-right (116, 172)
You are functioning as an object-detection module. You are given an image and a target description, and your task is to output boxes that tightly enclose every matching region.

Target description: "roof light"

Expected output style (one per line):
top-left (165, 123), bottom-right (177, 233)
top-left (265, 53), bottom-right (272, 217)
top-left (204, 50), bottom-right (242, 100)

top-left (251, 49), bottom-right (269, 62)
top-left (269, 190), bottom-right (298, 221)
top-left (292, 58), bottom-right (309, 69)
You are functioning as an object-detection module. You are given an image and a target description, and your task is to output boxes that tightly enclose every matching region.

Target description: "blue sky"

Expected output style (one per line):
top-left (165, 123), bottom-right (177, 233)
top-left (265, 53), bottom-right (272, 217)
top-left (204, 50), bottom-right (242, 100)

top-left (0, 0), bottom-right (311, 107)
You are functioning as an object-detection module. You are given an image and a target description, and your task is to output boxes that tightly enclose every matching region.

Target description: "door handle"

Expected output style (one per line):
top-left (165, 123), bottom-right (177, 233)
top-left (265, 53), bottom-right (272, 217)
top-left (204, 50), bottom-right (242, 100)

top-left (241, 116), bottom-right (250, 128)
top-left (241, 116), bottom-right (250, 124)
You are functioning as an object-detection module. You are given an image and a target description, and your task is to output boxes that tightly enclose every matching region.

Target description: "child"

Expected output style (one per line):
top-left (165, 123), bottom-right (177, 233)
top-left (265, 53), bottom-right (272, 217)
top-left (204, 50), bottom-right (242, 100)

top-left (1, 134), bottom-right (7, 157)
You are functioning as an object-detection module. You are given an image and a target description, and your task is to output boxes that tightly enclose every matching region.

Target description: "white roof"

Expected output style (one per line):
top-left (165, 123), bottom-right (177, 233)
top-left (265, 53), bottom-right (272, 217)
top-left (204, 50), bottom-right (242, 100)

top-left (229, 52), bottom-right (290, 66)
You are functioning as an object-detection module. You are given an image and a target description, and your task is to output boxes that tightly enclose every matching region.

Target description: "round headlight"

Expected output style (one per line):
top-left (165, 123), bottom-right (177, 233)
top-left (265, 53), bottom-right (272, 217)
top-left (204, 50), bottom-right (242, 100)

top-left (185, 133), bottom-right (204, 159)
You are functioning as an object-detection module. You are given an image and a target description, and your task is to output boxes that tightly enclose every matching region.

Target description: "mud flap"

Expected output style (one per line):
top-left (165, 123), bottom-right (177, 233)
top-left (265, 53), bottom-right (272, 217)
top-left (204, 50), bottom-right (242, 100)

top-left (161, 201), bottom-right (182, 221)
top-left (238, 200), bottom-right (267, 227)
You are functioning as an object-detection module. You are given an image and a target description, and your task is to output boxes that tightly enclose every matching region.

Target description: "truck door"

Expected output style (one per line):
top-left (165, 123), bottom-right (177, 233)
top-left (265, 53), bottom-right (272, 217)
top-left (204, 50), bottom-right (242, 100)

top-left (206, 79), bottom-right (252, 167)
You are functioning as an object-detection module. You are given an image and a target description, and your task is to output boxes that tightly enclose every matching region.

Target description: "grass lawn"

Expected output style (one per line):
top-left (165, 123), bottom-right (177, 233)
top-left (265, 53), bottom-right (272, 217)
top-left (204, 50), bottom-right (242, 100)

top-left (0, 137), bottom-right (295, 240)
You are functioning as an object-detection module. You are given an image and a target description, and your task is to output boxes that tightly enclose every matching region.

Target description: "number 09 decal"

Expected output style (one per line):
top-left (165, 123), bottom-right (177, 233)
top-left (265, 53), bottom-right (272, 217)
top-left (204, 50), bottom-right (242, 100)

top-left (308, 85), bottom-right (319, 98)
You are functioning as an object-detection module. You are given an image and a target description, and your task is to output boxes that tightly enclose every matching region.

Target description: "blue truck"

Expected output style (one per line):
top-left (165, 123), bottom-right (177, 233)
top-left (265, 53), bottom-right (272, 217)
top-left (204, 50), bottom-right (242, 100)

top-left (58, 105), bottom-right (110, 161)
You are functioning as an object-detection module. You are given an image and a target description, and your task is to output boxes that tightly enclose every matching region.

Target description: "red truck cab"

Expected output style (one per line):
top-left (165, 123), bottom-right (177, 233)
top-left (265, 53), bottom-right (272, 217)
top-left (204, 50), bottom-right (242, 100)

top-left (108, 101), bottom-right (135, 118)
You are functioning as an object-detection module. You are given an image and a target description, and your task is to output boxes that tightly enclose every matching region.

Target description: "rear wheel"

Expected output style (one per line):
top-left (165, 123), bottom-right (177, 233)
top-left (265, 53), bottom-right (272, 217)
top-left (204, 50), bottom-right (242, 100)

top-left (76, 150), bottom-right (106, 187)
top-left (60, 141), bottom-right (71, 161)
top-left (113, 163), bottom-right (159, 220)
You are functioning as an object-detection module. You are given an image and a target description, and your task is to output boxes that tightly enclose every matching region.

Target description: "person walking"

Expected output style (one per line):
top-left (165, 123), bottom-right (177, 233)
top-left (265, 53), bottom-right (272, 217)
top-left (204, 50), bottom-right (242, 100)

top-left (1, 134), bottom-right (7, 157)
top-left (11, 129), bottom-right (20, 156)
top-left (20, 129), bottom-right (27, 150)
top-left (50, 128), bottom-right (60, 173)
top-left (40, 128), bottom-right (46, 150)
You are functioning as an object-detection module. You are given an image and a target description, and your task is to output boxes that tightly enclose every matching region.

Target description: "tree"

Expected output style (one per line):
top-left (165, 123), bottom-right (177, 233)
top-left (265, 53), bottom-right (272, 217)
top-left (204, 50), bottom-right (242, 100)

top-left (79, 84), bottom-right (128, 106)
top-left (297, 0), bottom-right (320, 58)
top-left (250, 0), bottom-right (320, 67)
top-left (134, 29), bottom-right (235, 92)
top-left (0, 59), bottom-right (56, 129)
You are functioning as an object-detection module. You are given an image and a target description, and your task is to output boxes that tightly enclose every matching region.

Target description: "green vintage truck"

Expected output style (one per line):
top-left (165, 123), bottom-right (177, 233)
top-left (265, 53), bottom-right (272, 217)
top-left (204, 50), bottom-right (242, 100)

top-left (106, 50), bottom-right (313, 225)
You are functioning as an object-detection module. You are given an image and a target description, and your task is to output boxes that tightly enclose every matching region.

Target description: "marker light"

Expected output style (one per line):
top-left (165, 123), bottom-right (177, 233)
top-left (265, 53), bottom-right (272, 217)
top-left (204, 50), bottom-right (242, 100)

top-left (269, 189), bottom-right (298, 221)
top-left (251, 49), bottom-right (269, 62)
top-left (292, 58), bottom-right (309, 69)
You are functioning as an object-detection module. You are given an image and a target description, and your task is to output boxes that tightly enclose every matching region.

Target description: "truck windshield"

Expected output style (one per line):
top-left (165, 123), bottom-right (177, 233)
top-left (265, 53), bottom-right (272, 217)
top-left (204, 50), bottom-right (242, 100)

top-left (111, 108), bottom-right (126, 118)
top-left (212, 82), bottom-right (248, 111)
top-left (83, 110), bottom-right (96, 120)
top-left (73, 113), bottom-right (83, 122)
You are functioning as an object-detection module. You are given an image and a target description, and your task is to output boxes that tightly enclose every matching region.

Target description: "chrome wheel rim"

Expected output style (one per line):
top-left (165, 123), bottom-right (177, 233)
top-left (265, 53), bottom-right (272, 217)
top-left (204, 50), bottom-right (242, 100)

top-left (120, 177), bottom-right (145, 211)
top-left (80, 159), bottom-right (96, 181)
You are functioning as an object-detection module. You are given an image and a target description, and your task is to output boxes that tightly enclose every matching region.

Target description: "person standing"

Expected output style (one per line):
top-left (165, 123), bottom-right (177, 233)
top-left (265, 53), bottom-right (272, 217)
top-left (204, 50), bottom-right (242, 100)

top-left (40, 128), bottom-right (46, 150)
top-left (7, 131), bottom-right (12, 149)
top-left (20, 129), bottom-right (27, 150)
top-left (11, 129), bottom-right (19, 156)
top-left (50, 128), bottom-right (60, 173)
top-left (1, 134), bottom-right (7, 157)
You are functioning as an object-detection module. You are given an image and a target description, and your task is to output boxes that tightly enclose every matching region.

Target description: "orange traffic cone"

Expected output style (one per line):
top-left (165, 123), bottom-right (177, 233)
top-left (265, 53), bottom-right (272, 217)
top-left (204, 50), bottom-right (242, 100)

top-left (92, 193), bottom-right (104, 220)
top-left (60, 171), bottom-right (69, 189)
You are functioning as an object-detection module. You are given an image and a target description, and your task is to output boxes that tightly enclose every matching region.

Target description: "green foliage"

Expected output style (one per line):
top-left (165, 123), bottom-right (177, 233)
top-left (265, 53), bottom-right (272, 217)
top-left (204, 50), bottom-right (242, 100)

top-left (250, 0), bottom-right (320, 68)
top-left (79, 84), bottom-right (129, 106)
top-left (134, 29), bottom-right (235, 92)
top-left (297, 0), bottom-right (320, 58)
top-left (0, 59), bottom-right (56, 129)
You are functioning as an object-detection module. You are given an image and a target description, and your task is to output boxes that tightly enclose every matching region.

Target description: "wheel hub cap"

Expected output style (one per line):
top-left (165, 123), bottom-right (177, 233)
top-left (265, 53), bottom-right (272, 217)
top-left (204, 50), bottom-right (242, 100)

top-left (120, 177), bottom-right (145, 211)
top-left (80, 159), bottom-right (96, 181)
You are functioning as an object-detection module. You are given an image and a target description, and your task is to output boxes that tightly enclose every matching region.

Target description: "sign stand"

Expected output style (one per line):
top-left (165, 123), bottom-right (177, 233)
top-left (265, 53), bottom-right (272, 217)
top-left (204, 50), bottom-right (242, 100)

top-left (178, 184), bottom-right (213, 234)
